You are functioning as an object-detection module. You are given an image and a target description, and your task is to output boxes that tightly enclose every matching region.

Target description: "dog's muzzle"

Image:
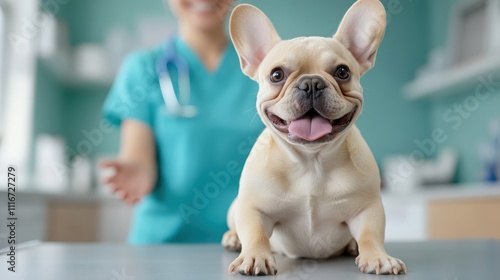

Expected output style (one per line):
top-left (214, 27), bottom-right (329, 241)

top-left (267, 75), bottom-right (357, 144)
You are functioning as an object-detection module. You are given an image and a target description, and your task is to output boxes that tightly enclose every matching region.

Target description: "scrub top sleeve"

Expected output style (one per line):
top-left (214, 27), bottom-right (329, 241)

top-left (102, 52), bottom-right (156, 128)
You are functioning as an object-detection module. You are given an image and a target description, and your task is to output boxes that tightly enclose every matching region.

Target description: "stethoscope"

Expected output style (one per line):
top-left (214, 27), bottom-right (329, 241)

top-left (156, 37), bottom-right (198, 118)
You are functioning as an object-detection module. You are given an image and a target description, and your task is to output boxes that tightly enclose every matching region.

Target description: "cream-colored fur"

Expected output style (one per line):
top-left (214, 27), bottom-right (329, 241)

top-left (223, 0), bottom-right (407, 276)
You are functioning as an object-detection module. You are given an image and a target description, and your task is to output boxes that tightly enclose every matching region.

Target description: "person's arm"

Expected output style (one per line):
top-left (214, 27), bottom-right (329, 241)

top-left (101, 119), bottom-right (157, 205)
top-left (119, 119), bottom-right (157, 170)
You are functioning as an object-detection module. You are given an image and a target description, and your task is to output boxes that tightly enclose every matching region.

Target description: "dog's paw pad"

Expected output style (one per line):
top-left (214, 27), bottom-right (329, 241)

top-left (228, 252), bottom-right (277, 276)
top-left (355, 254), bottom-right (407, 275)
top-left (221, 230), bottom-right (241, 252)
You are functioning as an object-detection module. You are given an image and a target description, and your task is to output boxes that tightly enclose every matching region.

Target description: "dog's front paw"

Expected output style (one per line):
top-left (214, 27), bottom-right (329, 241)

top-left (355, 253), bottom-right (407, 275)
top-left (222, 230), bottom-right (241, 252)
top-left (228, 250), bottom-right (277, 276)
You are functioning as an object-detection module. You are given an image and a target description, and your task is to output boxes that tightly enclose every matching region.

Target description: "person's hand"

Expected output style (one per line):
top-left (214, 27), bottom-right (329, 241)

top-left (100, 160), bottom-right (156, 205)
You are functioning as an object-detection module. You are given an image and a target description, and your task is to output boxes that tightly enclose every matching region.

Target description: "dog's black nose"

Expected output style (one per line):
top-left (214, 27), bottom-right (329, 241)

top-left (297, 76), bottom-right (326, 95)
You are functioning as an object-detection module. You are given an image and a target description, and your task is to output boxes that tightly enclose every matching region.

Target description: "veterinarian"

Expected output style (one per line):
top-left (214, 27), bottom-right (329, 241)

top-left (100, 0), bottom-right (263, 244)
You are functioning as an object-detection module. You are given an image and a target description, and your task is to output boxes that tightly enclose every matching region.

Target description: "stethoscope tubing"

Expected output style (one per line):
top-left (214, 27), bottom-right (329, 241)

top-left (156, 36), bottom-right (197, 118)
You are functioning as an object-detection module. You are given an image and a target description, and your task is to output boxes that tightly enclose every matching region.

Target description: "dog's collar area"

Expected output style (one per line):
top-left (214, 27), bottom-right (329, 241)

top-left (267, 107), bottom-right (357, 144)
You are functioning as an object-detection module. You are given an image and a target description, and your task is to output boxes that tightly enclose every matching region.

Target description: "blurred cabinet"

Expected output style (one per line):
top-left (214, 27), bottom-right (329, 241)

top-left (384, 198), bottom-right (427, 241)
top-left (383, 185), bottom-right (500, 241)
top-left (0, 190), bottom-right (132, 244)
top-left (428, 198), bottom-right (500, 239)
top-left (47, 202), bottom-right (99, 242)
top-left (46, 199), bottom-right (132, 243)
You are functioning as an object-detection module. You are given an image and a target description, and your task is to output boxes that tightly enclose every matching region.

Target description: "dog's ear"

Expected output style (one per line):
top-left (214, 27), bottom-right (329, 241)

top-left (334, 0), bottom-right (386, 75)
top-left (230, 4), bottom-right (281, 79)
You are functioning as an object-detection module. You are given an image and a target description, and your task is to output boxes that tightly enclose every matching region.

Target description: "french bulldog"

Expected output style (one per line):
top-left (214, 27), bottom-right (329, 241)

top-left (222, 0), bottom-right (407, 276)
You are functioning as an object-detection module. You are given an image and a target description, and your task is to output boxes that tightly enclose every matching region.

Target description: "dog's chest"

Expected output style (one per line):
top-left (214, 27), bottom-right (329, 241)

top-left (283, 169), bottom-right (354, 217)
top-left (271, 186), bottom-right (352, 258)
top-left (278, 187), bottom-right (351, 231)
top-left (270, 194), bottom-right (353, 258)
top-left (268, 173), bottom-right (354, 258)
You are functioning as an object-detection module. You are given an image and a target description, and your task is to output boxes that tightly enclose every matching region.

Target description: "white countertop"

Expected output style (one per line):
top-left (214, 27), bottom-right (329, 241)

top-left (2, 183), bottom-right (500, 203)
top-left (0, 184), bottom-right (117, 203)
top-left (382, 183), bottom-right (500, 202)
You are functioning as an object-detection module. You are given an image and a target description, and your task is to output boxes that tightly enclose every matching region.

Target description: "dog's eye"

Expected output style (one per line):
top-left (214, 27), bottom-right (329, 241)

top-left (335, 65), bottom-right (350, 80)
top-left (270, 68), bottom-right (285, 83)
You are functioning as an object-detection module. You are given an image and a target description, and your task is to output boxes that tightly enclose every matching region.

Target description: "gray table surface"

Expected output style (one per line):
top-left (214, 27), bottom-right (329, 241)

top-left (1, 240), bottom-right (499, 280)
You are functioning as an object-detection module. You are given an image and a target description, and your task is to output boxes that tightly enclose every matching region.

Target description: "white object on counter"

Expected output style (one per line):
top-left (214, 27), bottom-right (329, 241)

top-left (418, 148), bottom-right (457, 185)
top-left (37, 12), bottom-right (58, 58)
top-left (73, 44), bottom-right (112, 83)
top-left (383, 148), bottom-right (458, 192)
top-left (37, 12), bottom-right (70, 58)
top-left (70, 156), bottom-right (93, 193)
top-left (33, 134), bottom-right (68, 192)
top-left (382, 156), bottom-right (421, 193)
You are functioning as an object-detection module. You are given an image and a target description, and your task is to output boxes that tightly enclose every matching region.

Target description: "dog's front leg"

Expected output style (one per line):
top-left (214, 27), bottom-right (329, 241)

top-left (348, 201), bottom-right (407, 275)
top-left (228, 204), bottom-right (277, 276)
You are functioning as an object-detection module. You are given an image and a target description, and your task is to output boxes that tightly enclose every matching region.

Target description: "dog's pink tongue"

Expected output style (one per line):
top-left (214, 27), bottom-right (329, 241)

top-left (288, 114), bottom-right (332, 141)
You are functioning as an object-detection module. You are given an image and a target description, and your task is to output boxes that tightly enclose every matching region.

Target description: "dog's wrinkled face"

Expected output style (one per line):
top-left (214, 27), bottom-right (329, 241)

top-left (230, 1), bottom-right (386, 146)
top-left (258, 38), bottom-right (362, 145)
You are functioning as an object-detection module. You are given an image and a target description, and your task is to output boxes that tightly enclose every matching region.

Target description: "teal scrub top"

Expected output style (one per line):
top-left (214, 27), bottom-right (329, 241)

top-left (102, 37), bottom-right (264, 244)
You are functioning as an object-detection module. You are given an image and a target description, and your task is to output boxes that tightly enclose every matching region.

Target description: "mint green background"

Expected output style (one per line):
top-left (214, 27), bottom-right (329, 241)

top-left (33, 0), bottom-right (499, 183)
top-left (427, 0), bottom-right (500, 182)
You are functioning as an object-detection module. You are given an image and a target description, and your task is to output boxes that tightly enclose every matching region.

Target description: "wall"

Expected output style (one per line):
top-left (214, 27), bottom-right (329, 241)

top-left (428, 0), bottom-right (500, 182)
top-left (61, 86), bottom-right (120, 157)
top-left (58, 0), bottom-right (170, 45)
top-left (33, 62), bottom-right (63, 137)
top-left (33, 0), bottom-right (432, 170)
